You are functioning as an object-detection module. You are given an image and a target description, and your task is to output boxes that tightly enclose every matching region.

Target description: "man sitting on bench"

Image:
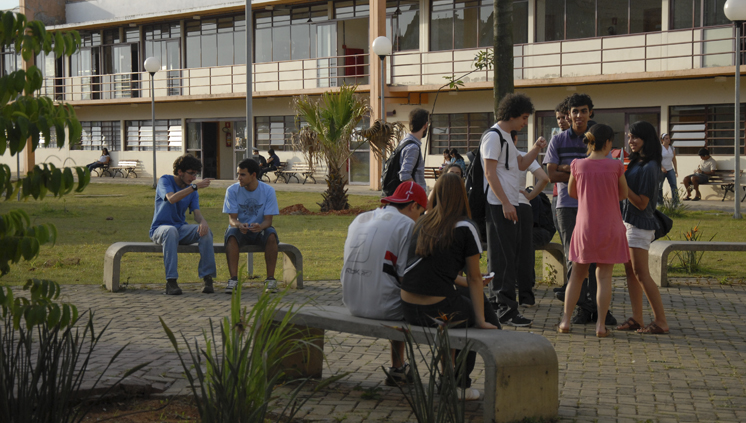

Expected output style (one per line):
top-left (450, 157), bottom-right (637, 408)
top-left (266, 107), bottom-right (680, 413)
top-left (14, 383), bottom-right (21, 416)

top-left (223, 158), bottom-right (280, 294)
top-left (341, 181), bottom-right (427, 386)
top-left (150, 154), bottom-right (216, 295)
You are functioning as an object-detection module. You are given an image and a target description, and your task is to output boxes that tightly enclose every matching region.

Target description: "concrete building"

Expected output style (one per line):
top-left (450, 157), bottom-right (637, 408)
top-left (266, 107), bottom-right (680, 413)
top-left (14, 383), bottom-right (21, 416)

top-left (5, 0), bottom-right (745, 199)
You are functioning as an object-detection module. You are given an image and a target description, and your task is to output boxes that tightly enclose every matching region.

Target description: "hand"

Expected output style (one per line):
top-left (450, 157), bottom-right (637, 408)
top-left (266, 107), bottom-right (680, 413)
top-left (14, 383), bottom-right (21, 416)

top-left (534, 136), bottom-right (547, 149)
top-left (476, 321), bottom-right (499, 330)
top-left (482, 272), bottom-right (494, 287)
top-left (196, 178), bottom-right (213, 189)
top-left (198, 220), bottom-right (209, 237)
top-left (519, 189), bottom-right (528, 199)
top-left (557, 164), bottom-right (571, 173)
top-left (502, 203), bottom-right (518, 223)
top-left (248, 223), bottom-right (262, 233)
top-left (238, 222), bottom-right (250, 234)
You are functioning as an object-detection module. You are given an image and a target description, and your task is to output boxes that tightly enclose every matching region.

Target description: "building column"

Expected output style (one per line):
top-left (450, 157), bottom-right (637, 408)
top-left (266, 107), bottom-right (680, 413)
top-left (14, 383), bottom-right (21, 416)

top-left (369, 0), bottom-right (387, 190)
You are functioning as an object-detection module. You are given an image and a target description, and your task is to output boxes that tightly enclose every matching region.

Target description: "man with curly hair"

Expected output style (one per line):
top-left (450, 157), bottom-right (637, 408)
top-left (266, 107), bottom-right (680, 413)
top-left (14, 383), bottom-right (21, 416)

top-left (481, 93), bottom-right (546, 327)
top-left (150, 154), bottom-right (216, 295)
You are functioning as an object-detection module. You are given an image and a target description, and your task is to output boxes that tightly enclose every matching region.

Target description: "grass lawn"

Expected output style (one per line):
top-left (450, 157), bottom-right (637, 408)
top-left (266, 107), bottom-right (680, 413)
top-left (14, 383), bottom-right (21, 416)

top-left (1, 184), bottom-right (744, 287)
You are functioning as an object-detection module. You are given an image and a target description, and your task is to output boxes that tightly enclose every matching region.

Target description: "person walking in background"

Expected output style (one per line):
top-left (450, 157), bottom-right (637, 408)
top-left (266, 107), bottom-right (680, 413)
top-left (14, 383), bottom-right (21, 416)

top-left (616, 121), bottom-right (670, 335)
top-left (558, 124), bottom-right (629, 337)
top-left (659, 133), bottom-right (678, 205)
top-left (682, 148), bottom-right (717, 201)
top-left (398, 108), bottom-right (428, 192)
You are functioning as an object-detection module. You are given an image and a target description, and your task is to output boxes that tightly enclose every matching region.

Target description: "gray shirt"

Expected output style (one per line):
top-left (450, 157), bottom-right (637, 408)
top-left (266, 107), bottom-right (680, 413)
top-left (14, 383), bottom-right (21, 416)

top-left (398, 134), bottom-right (426, 192)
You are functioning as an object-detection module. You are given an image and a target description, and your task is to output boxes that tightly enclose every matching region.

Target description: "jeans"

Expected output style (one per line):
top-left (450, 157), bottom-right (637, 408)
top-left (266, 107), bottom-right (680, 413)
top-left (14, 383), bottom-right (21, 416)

top-left (658, 169), bottom-right (679, 204)
top-left (151, 224), bottom-right (216, 280)
top-left (555, 207), bottom-right (597, 313)
top-left (486, 204), bottom-right (521, 315)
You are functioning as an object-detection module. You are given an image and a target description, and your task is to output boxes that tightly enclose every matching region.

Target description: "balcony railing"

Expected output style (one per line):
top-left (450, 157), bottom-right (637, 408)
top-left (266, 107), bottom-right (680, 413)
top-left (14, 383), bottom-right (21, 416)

top-left (40, 53), bottom-right (370, 101)
top-left (390, 25), bottom-right (739, 86)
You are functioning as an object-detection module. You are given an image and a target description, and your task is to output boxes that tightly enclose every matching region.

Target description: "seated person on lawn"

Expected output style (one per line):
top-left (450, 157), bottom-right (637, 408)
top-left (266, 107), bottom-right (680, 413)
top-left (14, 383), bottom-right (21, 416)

top-left (149, 154), bottom-right (216, 296)
top-left (223, 158), bottom-right (280, 294)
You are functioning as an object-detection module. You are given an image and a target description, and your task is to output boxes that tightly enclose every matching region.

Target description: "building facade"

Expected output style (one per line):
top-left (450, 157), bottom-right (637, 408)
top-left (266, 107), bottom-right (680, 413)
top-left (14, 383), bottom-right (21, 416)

top-left (5, 0), bottom-right (745, 198)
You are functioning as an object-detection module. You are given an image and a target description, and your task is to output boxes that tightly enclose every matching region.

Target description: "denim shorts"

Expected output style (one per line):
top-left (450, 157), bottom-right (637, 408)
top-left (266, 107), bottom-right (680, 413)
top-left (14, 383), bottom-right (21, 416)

top-left (224, 226), bottom-right (279, 248)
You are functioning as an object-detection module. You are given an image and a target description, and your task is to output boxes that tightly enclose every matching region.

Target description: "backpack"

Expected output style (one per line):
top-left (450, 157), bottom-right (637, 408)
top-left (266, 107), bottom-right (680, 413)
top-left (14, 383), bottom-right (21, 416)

top-left (465, 128), bottom-right (508, 240)
top-left (381, 139), bottom-right (420, 197)
top-left (529, 190), bottom-right (556, 239)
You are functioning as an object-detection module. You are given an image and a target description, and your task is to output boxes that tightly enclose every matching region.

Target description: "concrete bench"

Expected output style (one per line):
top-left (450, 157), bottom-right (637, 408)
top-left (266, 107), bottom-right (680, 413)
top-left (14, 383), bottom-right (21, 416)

top-left (103, 242), bottom-right (303, 292)
top-left (649, 240), bottom-right (746, 287)
top-left (273, 305), bottom-right (558, 423)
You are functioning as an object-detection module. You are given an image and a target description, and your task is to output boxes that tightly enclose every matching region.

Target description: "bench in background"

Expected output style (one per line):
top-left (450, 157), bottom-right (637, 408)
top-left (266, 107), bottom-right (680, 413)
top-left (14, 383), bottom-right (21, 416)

top-left (424, 166), bottom-right (441, 180)
top-left (685, 170), bottom-right (745, 202)
top-left (103, 242), bottom-right (303, 292)
top-left (92, 163), bottom-right (112, 177)
top-left (273, 305), bottom-right (558, 423)
top-left (110, 160), bottom-right (140, 178)
top-left (649, 240), bottom-right (746, 286)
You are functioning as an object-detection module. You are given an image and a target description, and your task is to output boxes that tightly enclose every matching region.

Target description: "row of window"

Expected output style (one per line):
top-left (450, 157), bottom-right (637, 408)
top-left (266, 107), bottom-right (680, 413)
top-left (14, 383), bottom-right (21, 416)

top-left (36, 103), bottom-right (744, 156)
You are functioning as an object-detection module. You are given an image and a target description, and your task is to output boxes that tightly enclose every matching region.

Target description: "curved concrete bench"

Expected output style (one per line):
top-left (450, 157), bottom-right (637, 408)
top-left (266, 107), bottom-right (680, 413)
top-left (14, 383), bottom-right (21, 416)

top-left (274, 305), bottom-right (558, 423)
top-left (103, 242), bottom-right (303, 291)
top-left (649, 240), bottom-right (746, 286)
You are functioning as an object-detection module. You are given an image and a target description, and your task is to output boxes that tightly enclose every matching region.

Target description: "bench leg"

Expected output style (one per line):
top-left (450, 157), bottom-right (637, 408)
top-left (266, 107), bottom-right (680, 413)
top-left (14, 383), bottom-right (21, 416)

top-left (649, 251), bottom-right (668, 287)
top-left (272, 324), bottom-right (324, 380)
top-left (246, 252), bottom-right (254, 278)
top-left (103, 251), bottom-right (121, 292)
top-left (542, 249), bottom-right (567, 286)
top-left (282, 252), bottom-right (303, 289)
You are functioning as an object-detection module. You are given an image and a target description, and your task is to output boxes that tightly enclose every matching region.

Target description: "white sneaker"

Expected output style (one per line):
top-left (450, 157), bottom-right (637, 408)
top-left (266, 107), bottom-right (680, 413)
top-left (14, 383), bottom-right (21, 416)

top-left (225, 279), bottom-right (238, 294)
top-left (458, 388), bottom-right (481, 401)
top-left (265, 277), bottom-right (278, 293)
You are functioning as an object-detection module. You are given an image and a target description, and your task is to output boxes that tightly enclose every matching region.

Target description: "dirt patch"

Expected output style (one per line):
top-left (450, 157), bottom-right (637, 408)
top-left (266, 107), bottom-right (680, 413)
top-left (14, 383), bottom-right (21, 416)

top-left (80, 396), bottom-right (199, 422)
top-left (279, 204), bottom-right (370, 216)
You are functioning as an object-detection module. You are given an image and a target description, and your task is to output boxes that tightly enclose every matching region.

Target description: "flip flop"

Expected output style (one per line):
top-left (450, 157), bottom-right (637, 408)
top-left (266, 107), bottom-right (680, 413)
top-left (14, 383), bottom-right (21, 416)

top-left (596, 327), bottom-right (610, 338)
top-left (692, 197), bottom-right (701, 201)
top-left (683, 197), bottom-right (691, 201)
top-left (616, 317), bottom-right (642, 331)
top-left (637, 322), bottom-right (669, 334)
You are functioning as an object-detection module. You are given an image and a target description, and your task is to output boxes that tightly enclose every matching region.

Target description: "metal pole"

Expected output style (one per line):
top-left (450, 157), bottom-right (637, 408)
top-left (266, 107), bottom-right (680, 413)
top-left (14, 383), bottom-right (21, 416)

top-left (245, 0), bottom-right (253, 160)
top-left (735, 23), bottom-right (742, 219)
top-left (151, 72), bottom-right (157, 189)
top-left (380, 56), bottom-right (386, 123)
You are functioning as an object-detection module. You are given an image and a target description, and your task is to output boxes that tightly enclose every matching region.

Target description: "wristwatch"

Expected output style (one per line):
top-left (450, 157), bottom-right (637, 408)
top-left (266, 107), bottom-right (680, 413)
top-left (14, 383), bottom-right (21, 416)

top-left (190, 183), bottom-right (198, 191)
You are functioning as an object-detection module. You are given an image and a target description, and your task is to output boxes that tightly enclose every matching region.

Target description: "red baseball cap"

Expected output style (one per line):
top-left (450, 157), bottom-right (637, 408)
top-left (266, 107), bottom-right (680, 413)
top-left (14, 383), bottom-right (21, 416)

top-left (381, 181), bottom-right (427, 209)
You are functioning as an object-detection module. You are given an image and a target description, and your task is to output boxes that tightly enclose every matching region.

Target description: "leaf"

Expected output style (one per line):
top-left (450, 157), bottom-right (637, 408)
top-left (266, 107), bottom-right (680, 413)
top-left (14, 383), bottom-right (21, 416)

top-left (53, 31), bottom-right (63, 57)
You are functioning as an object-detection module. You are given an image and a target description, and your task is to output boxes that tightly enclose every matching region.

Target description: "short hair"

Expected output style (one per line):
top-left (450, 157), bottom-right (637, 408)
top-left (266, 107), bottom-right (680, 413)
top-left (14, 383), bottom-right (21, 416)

top-left (238, 158), bottom-right (260, 176)
top-left (583, 124), bottom-right (614, 154)
top-left (567, 93), bottom-right (594, 111)
top-left (173, 154), bottom-right (202, 175)
top-left (555, 98), bottom-right (570, 115)
top-left (389, 201), bottom-right (415, 211)
top-left (496, 93), bottom-right (534, 122)
top-left (629, 121), bottom-right (662, 166)
top-left (698, 148), bottom-right (710, 157)
top-left (409, 108), bottom-right (429, 132)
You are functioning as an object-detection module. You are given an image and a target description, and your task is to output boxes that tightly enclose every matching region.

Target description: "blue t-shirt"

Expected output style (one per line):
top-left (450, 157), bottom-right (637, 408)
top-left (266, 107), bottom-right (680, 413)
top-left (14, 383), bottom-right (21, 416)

top-left (222, 181), bottom-right (279, 225)
top-left (149, 175), bottom-right (199, 237)
top-left (543, 128), bottom-right (588, 209)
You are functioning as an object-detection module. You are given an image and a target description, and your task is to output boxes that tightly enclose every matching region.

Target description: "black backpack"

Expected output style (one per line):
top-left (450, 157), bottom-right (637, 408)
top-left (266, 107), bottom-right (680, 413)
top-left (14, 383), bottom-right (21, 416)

top-left (529, 190), bottom-right (556, 239)
top-left (381, 139), bottom-right (420, 197)
top-left (465, 128), bottom-right (508, 240)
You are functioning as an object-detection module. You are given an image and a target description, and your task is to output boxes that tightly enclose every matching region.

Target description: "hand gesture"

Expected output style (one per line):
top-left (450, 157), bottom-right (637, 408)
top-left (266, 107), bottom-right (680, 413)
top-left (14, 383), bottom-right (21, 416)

top-left (196, 178), bottom-right (213, 189)
top-left (249, 223), bottom-right (262, 233)
top-left (534, 136), bottom-right (547, 150)
top-left (482, 272), bottom-right (494, 287)
top-left (238, 222), bottom-right (250, 234)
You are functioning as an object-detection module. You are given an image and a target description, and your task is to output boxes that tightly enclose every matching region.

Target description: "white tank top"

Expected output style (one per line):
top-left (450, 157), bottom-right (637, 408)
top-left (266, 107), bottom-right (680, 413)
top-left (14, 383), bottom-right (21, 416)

top-left (661, 145), bottom-right (674, 171)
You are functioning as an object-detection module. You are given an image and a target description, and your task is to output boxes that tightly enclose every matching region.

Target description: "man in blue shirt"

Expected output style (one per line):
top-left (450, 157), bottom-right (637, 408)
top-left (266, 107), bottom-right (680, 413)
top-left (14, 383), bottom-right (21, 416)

top-left (223, 158), bottom-right (280, 293)
top-left (150, 154), bottom-right (216, 295)
top-left (398, 108), bottom-right (428, 193)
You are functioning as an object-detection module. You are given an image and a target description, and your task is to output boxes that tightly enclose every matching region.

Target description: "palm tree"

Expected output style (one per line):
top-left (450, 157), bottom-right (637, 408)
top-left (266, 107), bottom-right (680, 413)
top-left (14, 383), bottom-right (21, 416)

top-left (293, 85), bottom-right (369, 211)
top-left (359, 120), bottom-right (407, 166)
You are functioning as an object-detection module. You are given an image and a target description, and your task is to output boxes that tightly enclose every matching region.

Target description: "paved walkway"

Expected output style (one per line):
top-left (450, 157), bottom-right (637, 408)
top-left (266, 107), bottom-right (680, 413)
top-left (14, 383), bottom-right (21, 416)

top-left (49, 276), bottom-right (746, 423)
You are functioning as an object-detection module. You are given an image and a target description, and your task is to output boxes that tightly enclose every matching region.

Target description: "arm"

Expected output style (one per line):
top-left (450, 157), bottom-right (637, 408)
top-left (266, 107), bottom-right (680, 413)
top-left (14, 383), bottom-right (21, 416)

top-left (672, 151), bottom-right (678, 176)
top-left (522, 167), bottom-right (550, 202)
top-left (568, 172), bottom-right (578, 199)
top-left (484, 158), bottom-right (517, 222)
top-left (249, 215), bottom-right (274, 233)
top-left (193, 209), bottom-right (210, 237)
top-left (547, 163), bottom-right (570, 183)
top-left (228, 213), bottom-right (250, 234)
top-left (398, 144), bottom-right (418, 182)
top-left (627, 188), bottom-right (649, 210)
top-left (165, 178), bottom-right (212, 204)
top-left (617, 174), bottom-right (629, 201)
top-left (465, 254), bottom-right (498, 329)
top-left (516, 137), bottom-right (547, 171)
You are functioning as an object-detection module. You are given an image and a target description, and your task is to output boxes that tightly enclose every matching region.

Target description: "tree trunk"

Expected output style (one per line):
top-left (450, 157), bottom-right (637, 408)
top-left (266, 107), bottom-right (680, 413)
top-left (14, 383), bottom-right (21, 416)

top-left (318, 165), bottom-right (350, 212)
top-left (493, 0), bottom-right (514, 116)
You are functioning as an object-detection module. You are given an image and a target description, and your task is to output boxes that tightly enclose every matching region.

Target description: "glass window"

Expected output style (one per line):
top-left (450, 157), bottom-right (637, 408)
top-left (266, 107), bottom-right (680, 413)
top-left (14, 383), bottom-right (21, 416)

top-left (430, 0), bottom-right (454, 51)
top-left (671, 0), bottom-right (727, 29)
top-left (431, 0), bottom-right (510, 51)
top-left (566, 0), bottom-right (596, 40)
top-left (537, 0), bottom-right (662, 41)
top-left (598, 0), bottom-right (629, 36)
top-left (630, 0), bottom-right (662, 33)
top-left (74, 121), bottom-right (121, 151)
top-left (126, 119), bottom-right (181, 151)
top-left (536, 0), bottom-right (564, 42)
top-left (429, 112), bottom-right (495, 154)
top-left (386, 0), bottom-right (420, 51)
top-left (670, 104), bottom-right (744, 156)
top-left (185, 16), bottom-right (246, 68)
top-left (254, 116), bottom-right (306, 151)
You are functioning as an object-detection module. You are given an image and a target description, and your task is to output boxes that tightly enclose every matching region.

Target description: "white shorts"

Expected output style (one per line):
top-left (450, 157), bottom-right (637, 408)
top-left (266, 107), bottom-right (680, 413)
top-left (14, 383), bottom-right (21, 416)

top-left (624, 222), bottom-right (655, 250)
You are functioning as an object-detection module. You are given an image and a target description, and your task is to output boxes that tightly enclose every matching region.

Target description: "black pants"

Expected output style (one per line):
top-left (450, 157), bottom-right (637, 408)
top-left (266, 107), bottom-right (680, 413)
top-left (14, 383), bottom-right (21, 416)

top-left (486, 204), bottom-right (521, 316)
top-left (402, 287), bottom-right (499, 388)
top-left (516, 204), bottom-right (535, 305)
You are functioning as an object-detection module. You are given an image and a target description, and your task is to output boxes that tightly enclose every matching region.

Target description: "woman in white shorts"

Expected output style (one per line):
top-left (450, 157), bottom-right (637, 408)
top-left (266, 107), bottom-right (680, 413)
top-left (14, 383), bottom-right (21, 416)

top-left (617, 121), bottom-right (670, 335)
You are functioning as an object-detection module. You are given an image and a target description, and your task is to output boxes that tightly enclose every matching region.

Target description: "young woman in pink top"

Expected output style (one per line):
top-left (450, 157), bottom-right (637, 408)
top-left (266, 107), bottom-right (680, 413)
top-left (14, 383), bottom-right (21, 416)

top-left (558, 124), bottom-right (630, 337)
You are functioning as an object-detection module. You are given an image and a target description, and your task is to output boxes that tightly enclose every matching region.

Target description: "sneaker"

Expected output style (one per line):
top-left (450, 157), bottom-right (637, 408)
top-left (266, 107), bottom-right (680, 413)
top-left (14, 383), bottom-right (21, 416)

top-left (225, 278), bottom-right (238, 294)
top-left (458, 387), bottom-right (481, 401)
top-left (571, 308), bottom-right (594, 325)
top-left (500, 313), bottom-right (533, 328)
top-left (165, 279), bottom-right (182, 295)
top-left (554, 291), bottom-right (565, 302)
top-left (201, 276), bottom-right (214, 294)
top-left (265, 277), bottom-right (278, 293)
top-left (384, 363), bottom-right (414, 387)
top-left (552, 284), bottom-right (567, 293)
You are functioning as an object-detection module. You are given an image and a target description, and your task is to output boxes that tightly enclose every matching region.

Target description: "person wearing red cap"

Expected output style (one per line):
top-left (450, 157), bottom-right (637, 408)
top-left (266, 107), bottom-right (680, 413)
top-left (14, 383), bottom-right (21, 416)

top-left (341, 181), bottom-right (427, 387)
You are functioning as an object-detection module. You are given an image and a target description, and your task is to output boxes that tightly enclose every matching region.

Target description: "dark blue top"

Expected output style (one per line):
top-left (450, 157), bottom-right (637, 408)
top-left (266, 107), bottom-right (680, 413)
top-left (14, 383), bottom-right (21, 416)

top-left (622, 160), bottom-right (659, 231)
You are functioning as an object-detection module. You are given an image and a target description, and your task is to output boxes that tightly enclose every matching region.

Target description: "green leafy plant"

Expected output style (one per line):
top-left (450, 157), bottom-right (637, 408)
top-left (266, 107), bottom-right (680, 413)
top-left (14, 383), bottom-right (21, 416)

top-left (0, 279), bottom-right (148, 423)
top-left (384, 313), bottom-right (473, 423)
top-left (669, 222), bottom-right (716, 274)
top-left (160, 280), bottom-right (344, 422)
top-left (657, 189), bottom-right (688, 218)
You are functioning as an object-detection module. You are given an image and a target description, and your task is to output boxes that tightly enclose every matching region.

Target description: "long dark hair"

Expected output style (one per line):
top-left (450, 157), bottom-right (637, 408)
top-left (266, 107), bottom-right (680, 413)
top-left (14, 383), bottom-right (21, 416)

top-left (628, 121), bottom-right (662, 166)
top-left (449, 148), bottom-right (464, 161)
top-left (102, 147), bottom-right (109, 155)
top-left (414, 173), bottom-right (470, 257)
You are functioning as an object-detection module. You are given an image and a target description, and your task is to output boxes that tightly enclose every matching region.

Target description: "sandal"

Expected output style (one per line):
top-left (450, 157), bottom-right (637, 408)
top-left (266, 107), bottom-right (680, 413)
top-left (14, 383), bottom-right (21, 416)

top-left (616, 317), bottom-right (642, 331)
top-left (596, 327), bottom-right (610, 338)
top-left (637, 322), bottom-right (669, 334)
top-left (692, 196), bottom-right (701, 201)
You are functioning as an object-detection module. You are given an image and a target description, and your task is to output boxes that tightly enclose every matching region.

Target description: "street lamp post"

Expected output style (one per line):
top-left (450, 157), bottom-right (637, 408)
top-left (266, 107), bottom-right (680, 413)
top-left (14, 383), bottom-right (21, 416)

top-left (144, 57), bottom-right (161, 189)
top-left (371, 36), bottom-right (392, 124)
top-left (724, 0), bottom-right (746, 218)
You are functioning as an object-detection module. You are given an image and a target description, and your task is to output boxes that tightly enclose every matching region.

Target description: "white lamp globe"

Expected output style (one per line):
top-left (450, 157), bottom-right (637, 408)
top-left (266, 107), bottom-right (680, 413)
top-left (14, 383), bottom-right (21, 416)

top-left (144, 57), bottom-right (161, 74)
top-left (724, 0), bottom-right (746, 22)
top-left (371, 36), bottom-right (393, 57)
